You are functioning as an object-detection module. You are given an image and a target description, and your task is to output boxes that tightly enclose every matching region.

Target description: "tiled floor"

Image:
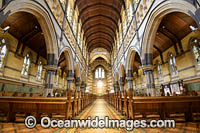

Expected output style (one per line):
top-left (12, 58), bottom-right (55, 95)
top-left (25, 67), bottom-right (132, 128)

top-left (0, 99), bottom-right (200, 133)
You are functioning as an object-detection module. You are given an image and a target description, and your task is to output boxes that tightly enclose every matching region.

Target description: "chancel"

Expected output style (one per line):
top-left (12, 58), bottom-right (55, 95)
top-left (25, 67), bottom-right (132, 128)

top-left (0, 0), bottom-right (200, 132)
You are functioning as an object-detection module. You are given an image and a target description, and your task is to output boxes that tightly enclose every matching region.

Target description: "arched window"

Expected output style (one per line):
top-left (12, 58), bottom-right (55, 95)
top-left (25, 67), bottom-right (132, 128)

top-left (157, 61), bottom-right (162, 78)
top-left (192, 38), bottom-right (200, 66)
top-left (0, 43), bottom-right (7, 68)
top-left (36, 61), bottom-right (43, 81)
top-left (21, 54), bottom-right (31, 76)
top-left (95, 67), bottom-right (105, 79)
top-left (169, 53), bottom-right (178, 75)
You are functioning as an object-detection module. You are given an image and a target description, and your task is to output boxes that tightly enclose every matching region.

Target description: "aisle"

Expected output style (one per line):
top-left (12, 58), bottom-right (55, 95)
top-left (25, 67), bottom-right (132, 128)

top-left (67, 99), bottom-right (126, 133)
top-left (0, 99), bottom-right (200, 133)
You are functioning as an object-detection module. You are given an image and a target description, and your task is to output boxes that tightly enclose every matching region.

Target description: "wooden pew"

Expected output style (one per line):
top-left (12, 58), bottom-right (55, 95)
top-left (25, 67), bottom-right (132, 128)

top-left (0, 97), bottom-right (69, 122)
top-left (67, 89), bottom-right (73, 119)
top-left (123, 90), bottom-right (128, 116)
top-left (118, 91), bottom-right (122, 112)
top-left (72, 90), bottom-right (78, 116)
top-left (81, 92), bottom-right (84, 111)
top-left (78, 91), bottom-right (81, 113)
top-left (129, 96), bottom-right (200, 121)
top-left (0, 89), bottom-right (77, 122)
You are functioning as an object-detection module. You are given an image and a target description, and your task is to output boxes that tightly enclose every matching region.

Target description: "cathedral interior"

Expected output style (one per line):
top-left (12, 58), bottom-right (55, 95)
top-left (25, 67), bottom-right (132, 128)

top-left (0, 0), bottom-right (200, 132)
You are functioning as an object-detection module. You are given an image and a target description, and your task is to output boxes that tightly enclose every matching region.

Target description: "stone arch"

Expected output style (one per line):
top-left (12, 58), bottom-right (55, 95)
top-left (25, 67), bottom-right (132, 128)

top-left (141, 0), bottom-right (199, 66)
top-left (125, 47), bottom-right (141, 73)
top-left (91, 62), bottom-right (109, 72)
top-left (1, 0), bottom-right (59, 63)
top-left (81, 71), bottom-right (86, 82)
top-left (119, 64), bottom-right (125, 78)
top-left (114, 72), bottom-right (120, 83)
top-left (75, 63), bottom-right (81, 78)
top-left (59, 47), bottom-right (74, 73)
top-left (90, 54), bottom-right (110, 64)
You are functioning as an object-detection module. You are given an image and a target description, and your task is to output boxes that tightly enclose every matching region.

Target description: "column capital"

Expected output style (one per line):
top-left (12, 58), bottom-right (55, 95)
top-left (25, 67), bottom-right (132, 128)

top-left (142, 65), bottom-right (154, 71)
top-left (126, 77), bottom-right (133, 81)
top-left (75, 77), bottom-right (81, 86)
top-left (126, 69), bottom-right (133, 80)
top-left (120, 77), bottom-right (125, 85)
top-left (45, 65), bottom-right (57, 71)
top-left (67, 70), bottom-right (74, 80)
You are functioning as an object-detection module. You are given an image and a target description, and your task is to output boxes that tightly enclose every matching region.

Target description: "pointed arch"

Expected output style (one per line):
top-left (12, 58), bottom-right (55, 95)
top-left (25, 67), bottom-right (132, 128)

top-left (141, 0), bottom-right (199, 66)
top-left (1, 0), bottom-right (59, 62)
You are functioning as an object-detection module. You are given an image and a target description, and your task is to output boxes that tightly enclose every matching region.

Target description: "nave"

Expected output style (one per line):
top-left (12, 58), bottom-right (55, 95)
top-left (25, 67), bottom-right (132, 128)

top-left (1, 0), bottom-right (200, 132)
top-left (0, 99), bottom-right (200, 133)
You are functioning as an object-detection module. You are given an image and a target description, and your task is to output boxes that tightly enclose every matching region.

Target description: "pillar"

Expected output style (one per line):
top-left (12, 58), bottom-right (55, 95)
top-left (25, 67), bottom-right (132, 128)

top-left (119, 77), bottom-right (125, 98)
top-left (143, 65), bottom-right (155, 96)
top-left (126, 70), bottom-right (133, 91)
top-left (119, 77), bottom-right (125, 91)
top-left (81, 81), bottom-right (86, 93)
top-left (45, 54), bottom-right (58, 97)
top-left (66, 70), bottom-right (74, 92)
top-left (114, 81), bottom-right (119, 93)
top-left (75, 77), bottom-right (81, 92)
top-left (45, 66), bottom-right (56, 97)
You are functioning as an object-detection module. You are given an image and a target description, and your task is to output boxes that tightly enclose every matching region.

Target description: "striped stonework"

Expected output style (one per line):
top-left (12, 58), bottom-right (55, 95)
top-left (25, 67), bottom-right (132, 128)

top-left (66, 70), bottom-right (74, 91)
top-left (143, 65), bottom-right (156, 96)
top-left (75, 77), bottom-right (81, 91)
top-left (126, 69), bottom-right (133, 91)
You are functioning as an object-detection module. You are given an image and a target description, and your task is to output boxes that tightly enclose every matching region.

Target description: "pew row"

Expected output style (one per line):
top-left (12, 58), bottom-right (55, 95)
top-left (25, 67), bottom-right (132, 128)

top-left (104, 91), bottom-right (200, 122)
top-left (0, 91), bottom-right (96, 122)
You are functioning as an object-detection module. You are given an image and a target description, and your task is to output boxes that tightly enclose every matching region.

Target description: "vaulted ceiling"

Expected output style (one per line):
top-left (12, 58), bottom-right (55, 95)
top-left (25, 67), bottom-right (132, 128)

top-left (154, 12), bottom-right (197, 58)
top-left (2, 12), bottom-right (47, 58)
top-left (75, 0), bottom-right (125, 53)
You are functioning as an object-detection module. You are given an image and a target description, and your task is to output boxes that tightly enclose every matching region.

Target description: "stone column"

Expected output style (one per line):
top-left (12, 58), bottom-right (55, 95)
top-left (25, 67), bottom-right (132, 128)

top-left (45, 54), bottom-right (58, 97)
top-left (126, 70), bottom-right (133, 91)
top-left (119, 77), bottom-right (125, 91)
top-left (114, 81), bottom-right (119, 93)
top-left (81, 81), bottom-right (86, 93)
top-left (143, 65), bottom-right (155, 96)
top-left (45, 66), bottom-right (56, 97)
top-left (119, 77), bottom-right (125, 97)
top-left (66, 70), bottom-right (74, 92)
top-left (75, 77), bottom-right (81, 92)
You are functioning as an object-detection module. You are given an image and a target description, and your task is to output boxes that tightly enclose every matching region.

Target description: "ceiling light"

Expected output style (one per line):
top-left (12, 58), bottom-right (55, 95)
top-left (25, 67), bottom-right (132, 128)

top-left (190, 25), bottom-right (198, 32)
top-left (1, 39), bottom-right (5, 44)
top-left (2, 26), bottom-right (10, 34)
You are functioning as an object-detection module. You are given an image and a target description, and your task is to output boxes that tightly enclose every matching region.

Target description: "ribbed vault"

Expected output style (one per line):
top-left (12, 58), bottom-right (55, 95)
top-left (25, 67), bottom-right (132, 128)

top-left (75, 0), bottom-right (125, 53)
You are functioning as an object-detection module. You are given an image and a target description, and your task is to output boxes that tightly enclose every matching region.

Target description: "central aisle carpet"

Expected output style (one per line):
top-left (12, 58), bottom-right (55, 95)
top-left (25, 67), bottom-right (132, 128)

top-left (0, 99), bottom-right (200, 133)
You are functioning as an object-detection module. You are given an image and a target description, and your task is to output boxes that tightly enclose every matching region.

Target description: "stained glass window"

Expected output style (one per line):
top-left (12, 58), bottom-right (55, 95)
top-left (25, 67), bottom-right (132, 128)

top-left (21, 54), bottom-right (31, 76)
top-left (0, 45), bottom-right (7, 68)
top-left (95, 67), bottom-right (105, 79)
top-left (36, 61), bottom-right (43, 80)
top-left (169, 53), bottom-right (178, 75)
